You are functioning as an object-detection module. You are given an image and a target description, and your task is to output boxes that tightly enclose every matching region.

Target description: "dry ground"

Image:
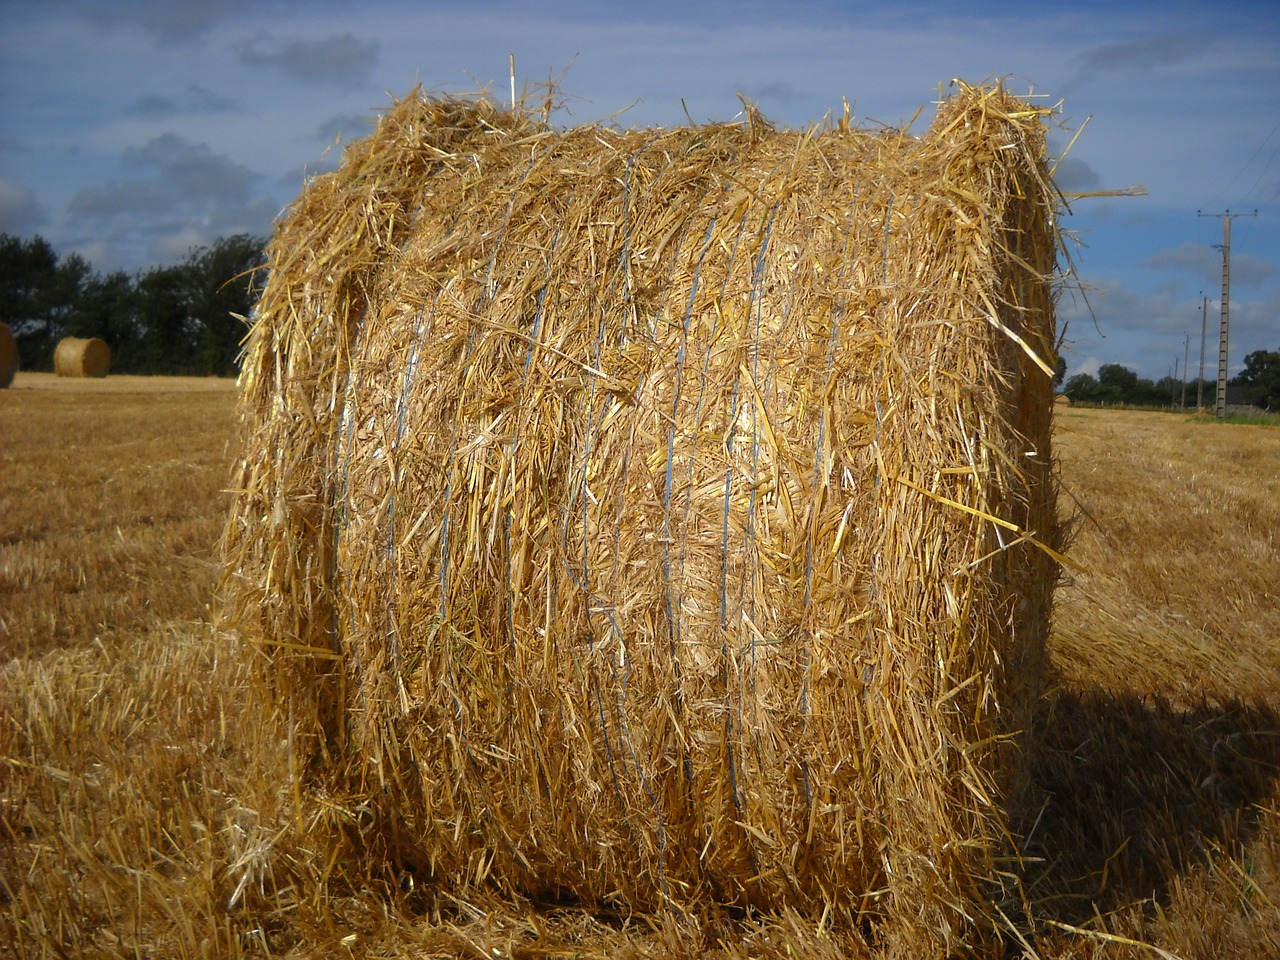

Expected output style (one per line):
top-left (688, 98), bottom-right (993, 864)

top-left (2, 373), bottom-right (1277, 958)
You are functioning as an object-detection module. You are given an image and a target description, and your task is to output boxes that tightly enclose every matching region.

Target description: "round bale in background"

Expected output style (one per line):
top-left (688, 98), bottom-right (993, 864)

top-left (54, 336), bottom-right (111, 378)
top-left (0, 322), bottom-right (18, 388)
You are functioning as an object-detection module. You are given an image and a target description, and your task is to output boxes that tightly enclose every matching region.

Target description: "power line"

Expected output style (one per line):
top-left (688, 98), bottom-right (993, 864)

top-left (1209, 116), bottom-right (1280, 204)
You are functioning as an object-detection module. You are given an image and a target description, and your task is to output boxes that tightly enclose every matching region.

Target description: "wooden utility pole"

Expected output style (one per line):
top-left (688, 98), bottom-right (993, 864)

top-left (1199, 209), bottom-right (1258, 418)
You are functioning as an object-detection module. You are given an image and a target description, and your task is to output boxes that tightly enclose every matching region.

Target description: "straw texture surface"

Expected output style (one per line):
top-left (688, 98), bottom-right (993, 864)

top-left (221, 80), bottom-right (1062, 954)
top-left (0, 322), bottom-right (17, 388)
top-left (54, 336), bottom-right (111, 378)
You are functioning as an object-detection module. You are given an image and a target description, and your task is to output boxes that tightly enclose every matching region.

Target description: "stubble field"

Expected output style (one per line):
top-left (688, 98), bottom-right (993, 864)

top-left (2, 372), bottom-right (1277, 958)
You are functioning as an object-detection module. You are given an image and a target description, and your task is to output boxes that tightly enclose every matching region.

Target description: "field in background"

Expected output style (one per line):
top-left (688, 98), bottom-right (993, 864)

top-left (1, 373), bottom-right (234, 660)
top-left (2, 374), bottom-right (1277, 958)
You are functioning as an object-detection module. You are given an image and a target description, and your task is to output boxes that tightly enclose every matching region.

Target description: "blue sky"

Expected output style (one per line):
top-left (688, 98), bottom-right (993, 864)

top-left (1, 0), bottom-right (1277, 381)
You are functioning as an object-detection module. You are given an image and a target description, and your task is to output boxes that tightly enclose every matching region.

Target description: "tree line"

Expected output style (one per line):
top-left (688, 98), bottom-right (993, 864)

top-left (1, 232), bottom-right (266, 378)
top-left (6, 229), bottom-right (1277, 404)
top-left (1063, 355), bottom-right (1279, 411)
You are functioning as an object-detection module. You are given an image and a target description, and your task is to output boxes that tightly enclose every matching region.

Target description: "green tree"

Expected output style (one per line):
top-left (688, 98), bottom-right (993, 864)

top-left (0, 233), bottom-right (61, 369)
top-left (136, 265), bottom-right (195, 375)
top-left (1232, 349), bottom-right (1280, 410)
top-left (1097, 363), bottom-right (1138, 403)
top-left (1063, 372), bottom-right (1100, 403)
top-left (1152, 375), bottom-right (1182, 407)
top-left (1178, 377), bottom-right (1216, 409)
top-left (0, 231), bottom-right (264, 376)
top-left (68, 271), bottom-right (142, 372)
top-left (182, 234), bottom-right (265, 376)
top-left (1126, 375), bottom-right (1161, 406)
top-left (45, 252), bottom-right (93, 344)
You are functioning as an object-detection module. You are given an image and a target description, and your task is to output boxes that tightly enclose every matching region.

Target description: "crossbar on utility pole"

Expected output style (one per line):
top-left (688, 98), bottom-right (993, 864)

top-left (1199, 209), bottom-right (1258, 418)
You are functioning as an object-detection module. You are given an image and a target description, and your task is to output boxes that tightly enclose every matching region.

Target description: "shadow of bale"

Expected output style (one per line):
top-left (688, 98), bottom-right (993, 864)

top-left (1021, 687), bottom-right (1280, 923)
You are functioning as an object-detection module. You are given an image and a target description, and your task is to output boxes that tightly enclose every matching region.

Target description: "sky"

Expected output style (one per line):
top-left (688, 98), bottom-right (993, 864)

top-left (1, 0), bottom-right (1277, 382)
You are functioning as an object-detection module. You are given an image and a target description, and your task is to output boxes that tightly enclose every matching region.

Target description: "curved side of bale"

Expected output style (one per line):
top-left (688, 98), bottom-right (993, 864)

top-left (221, 82), bottom-right (1061, 955)
top-left (0, 322), bottom-right (17, 388)
top-left (219, 95), bottom-right (525, 768)
top-left (53, 337), bottom-right (111, 377)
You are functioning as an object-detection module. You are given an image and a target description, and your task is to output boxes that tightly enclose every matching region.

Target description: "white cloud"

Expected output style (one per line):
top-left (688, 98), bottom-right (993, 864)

top-left (67, 134), bottom-right (257, 221)
top-left (313, 111), bottom-right (379, 146)
top-left (127, 85), bottom-right (239, 119)
top-left (1074, 32), bottom-right (1213, 74)
top-left (0, 177), bottom-right (47, 233)
top-left (76, 0), bottom-right (256, 43)
top-left (238, 32), bottom-right (380, 85)
top-left (1145, 243), bottom-right (1275, 289)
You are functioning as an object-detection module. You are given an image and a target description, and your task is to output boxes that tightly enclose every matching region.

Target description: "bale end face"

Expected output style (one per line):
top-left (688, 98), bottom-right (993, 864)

top-left (53, 337), bottom-right (111, 378)
top-left (0, 322), bottom-right (18, 388)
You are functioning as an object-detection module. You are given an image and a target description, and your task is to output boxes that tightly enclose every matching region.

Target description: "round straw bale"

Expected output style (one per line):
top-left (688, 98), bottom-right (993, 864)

top-left (53, 336), bottom-right (111, 378)
top-left (221, 80), bottom-right (1063, 955)
top-left (0, 322), bottom-right (17, 388)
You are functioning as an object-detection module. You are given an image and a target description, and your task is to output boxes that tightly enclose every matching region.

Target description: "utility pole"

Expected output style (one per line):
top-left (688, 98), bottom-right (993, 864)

top-left (1198, 209), bottom-right (1258, 418)
top-left (1197, 295), bottom-right (1208, 410)
top-left (1181, 333), bottom-right (1190, 409)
